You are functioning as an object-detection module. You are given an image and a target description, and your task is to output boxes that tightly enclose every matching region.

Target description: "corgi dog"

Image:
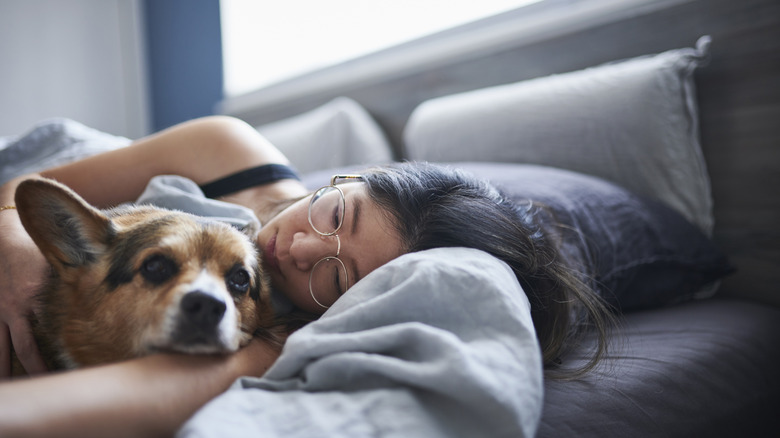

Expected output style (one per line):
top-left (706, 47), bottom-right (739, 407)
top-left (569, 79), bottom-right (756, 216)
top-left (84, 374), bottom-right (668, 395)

top-left (11, 178), bottom-right (275, 375)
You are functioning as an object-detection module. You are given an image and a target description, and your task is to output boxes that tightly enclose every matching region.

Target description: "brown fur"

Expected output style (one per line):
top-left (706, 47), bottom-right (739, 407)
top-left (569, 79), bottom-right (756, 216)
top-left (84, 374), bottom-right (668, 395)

top-left (11, 178), bottom-right (278, 376)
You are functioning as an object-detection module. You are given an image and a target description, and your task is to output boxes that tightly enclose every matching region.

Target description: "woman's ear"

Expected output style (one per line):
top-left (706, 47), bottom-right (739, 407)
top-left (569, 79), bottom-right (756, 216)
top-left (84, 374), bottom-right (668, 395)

top-left (15, 178), bottom-right (113, 270)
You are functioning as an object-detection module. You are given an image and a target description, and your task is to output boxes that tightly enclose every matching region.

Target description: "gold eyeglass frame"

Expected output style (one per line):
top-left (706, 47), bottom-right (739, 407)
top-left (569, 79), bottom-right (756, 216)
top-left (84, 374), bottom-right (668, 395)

top-left (307, 174), bottom-right (363, 309)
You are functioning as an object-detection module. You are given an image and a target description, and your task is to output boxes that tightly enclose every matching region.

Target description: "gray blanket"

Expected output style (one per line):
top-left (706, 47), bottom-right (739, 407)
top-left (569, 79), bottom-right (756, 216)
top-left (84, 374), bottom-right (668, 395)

top-left (179, 247), bottom-right (542, 438)
top-left (0, 118), bottom-right (130, 185)
top-left (3, 119), bottom-right (543, 437)
top-left (135, 176), bottom-right (543, 437)
top-left (136, 175), bottom-right (544, 438)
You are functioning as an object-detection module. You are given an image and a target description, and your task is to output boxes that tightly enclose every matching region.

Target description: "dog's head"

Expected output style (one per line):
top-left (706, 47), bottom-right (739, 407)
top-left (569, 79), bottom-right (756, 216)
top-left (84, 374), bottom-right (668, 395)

top-left (15, 178), bottom-right (272, 369)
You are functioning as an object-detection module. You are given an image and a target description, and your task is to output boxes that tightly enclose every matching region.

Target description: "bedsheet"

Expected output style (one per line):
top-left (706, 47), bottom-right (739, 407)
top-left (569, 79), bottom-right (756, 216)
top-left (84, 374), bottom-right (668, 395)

top-left (0, 118), bottom-right (129, 185)
top-left (179, 247), bottom-right (543, 438)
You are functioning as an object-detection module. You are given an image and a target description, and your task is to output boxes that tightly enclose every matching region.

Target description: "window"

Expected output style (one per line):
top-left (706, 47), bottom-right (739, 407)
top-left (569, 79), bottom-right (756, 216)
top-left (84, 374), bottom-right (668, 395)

top-left (220, 0), bottom-right (543, 97)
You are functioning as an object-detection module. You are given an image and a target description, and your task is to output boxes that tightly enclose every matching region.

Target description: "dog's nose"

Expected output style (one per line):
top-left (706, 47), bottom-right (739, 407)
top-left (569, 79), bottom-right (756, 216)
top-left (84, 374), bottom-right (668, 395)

top-left (180, 291), bottom-right (226, 328)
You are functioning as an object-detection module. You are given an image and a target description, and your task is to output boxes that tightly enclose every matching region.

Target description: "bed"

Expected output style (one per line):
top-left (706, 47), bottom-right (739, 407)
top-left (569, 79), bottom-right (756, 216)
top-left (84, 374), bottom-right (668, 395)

top-left (217, 0), bottom-right (780, 436)
top-left (2, 0), bottom-right (778, 436)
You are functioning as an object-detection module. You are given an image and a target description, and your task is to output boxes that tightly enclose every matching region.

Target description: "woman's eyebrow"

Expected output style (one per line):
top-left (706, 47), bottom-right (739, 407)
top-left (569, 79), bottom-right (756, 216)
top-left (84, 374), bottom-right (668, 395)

top-left (350, 197), bottom-right (362, 284)
top-left (351, 196), bottom-right (362, 235)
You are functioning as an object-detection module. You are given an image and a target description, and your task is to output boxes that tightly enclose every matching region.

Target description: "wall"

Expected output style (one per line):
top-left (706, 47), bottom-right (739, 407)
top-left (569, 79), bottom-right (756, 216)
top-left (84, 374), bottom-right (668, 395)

top-left (143, 0), bottom-right (223, 132)
top-left (0, 0), bottom-right (149, 139)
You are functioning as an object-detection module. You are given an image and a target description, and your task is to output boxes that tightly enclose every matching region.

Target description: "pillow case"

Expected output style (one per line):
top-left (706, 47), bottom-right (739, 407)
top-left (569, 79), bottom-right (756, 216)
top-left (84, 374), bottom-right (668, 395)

top-left (448, 163), bottom-right (733, 311)
top-left (302, 162), bottom-right (733, 311)
top-left (256, 97), bottom-right (393, 174)
top-left (404, 37), bottom-right (713, 235)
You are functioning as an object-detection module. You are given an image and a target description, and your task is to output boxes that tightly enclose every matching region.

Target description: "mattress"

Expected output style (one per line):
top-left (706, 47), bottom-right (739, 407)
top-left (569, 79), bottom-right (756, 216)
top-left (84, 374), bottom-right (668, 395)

top-left (537, 299), bottom-right (780, 437)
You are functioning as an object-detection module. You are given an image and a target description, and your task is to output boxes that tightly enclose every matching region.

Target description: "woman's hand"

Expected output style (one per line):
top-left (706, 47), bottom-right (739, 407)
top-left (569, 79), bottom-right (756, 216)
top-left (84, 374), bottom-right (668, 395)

top-left (0, 338), bottom-right (281, 438)
top-left (233, 336), bottom-right (283, 378)
top-left (0, 204), bottom-right (48, 378)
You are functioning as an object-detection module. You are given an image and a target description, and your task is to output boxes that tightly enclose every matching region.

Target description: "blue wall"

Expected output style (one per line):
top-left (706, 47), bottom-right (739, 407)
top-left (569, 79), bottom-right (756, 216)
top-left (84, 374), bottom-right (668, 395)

top-left (144, 0), bottom-right (223, 132)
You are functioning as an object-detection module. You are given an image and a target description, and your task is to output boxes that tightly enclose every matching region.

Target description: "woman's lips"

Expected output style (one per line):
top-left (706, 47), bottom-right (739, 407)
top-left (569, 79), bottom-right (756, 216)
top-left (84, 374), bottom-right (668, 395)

top-left (264, 234), bottom-right (282, 277)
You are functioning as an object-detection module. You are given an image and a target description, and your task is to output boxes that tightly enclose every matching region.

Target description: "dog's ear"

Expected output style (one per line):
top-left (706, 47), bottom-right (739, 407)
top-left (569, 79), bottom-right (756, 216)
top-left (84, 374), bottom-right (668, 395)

top-left (15, 178), bottom-right (114, 269)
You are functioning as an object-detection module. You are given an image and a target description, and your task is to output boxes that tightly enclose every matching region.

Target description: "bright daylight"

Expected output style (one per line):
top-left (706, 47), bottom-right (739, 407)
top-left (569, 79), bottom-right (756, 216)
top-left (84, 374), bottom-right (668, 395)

top-left (220, 0), bottom-right (543, 96)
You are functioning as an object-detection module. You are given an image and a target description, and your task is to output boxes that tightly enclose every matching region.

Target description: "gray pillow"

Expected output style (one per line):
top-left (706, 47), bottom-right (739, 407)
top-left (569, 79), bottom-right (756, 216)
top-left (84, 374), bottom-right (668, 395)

top-left (452, 163), bottom-right (733, 311)
top-left (256, 97), bottom-right (393, 174)
top-left (302, 162), bottom-right (734, 311)
top-left (404, 37), bottom-right (713, 234)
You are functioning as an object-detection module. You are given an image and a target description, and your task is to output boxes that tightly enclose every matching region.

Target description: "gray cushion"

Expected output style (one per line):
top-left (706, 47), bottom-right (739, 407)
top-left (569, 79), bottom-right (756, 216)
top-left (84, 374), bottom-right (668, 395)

top-left (538, 299), bottom-right (780, 438)
top-left (256, 97), bottom-right (393, 174)
top-left (303, 162), bottom-right (733, 311)
top-left (404, 37), bottom-right (713, 234)
top-left (449, 162), bottom-right (733, 310)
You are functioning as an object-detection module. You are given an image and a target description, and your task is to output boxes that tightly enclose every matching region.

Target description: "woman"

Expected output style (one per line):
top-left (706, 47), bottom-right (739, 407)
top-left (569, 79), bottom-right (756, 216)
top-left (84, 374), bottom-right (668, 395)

top-left (0, 116), bottom-right (610, 436)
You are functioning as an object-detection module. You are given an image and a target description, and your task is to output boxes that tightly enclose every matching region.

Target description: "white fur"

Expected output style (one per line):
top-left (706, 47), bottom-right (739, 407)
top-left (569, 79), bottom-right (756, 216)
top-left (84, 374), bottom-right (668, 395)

top-left (144, 269), bottom-right (241, 354)
top-left (188, 269), bottom-right (240, 351)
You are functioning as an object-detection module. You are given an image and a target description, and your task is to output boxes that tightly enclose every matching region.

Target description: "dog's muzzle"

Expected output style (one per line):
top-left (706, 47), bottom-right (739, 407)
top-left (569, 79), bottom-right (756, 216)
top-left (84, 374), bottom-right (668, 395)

top-left (181, 291), bottom-right (226, 328)
top-left (170, 290), bottom-right (234, 351)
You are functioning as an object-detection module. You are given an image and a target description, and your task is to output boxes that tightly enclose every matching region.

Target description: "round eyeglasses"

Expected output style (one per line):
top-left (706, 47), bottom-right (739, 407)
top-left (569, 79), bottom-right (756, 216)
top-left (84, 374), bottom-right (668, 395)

top-left (307, 175), bottom-right (362, 309)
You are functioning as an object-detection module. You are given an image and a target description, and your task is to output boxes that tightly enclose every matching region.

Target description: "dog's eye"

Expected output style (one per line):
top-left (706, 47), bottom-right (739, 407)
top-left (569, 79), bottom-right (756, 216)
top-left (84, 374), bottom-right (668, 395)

top-left (227, 267), bottom-right (251, 296)
top-left (141, 255), bottom-right (178, 284)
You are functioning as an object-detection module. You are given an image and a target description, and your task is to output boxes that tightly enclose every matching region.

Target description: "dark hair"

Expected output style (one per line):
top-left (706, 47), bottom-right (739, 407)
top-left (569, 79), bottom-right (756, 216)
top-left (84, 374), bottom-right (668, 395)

top-left (362, 162), bottom-right (613, 379)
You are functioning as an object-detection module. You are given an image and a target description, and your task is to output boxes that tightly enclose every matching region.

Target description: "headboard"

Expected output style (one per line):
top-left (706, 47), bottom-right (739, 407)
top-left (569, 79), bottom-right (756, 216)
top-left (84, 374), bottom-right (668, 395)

top-left (221, 0), bottom-right (780, 306)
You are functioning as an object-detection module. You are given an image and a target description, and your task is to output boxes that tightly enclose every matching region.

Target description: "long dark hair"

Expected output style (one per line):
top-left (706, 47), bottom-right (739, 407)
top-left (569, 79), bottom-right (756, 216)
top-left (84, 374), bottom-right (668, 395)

top-left (362, 162), bottom-right (613, 379)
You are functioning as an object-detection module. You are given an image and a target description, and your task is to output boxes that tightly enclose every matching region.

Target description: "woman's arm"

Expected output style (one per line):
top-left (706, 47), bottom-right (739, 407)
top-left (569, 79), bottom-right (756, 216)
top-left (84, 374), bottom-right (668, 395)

top-left (0, 338), bottom-right (279, 438)
top-left (1, 115), bottom-right (303, 208)
top-left (0, 116), bottom-right (307, 377)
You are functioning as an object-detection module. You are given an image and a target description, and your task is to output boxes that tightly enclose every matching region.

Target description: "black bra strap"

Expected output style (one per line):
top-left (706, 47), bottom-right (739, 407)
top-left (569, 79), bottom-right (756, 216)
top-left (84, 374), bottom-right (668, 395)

top-left (200, 163), bottom-right (300, 198)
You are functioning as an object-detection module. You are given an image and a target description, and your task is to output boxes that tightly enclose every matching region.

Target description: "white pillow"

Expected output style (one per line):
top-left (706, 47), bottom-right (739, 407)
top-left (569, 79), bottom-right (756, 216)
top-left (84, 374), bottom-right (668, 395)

top-left (404, 37), bottom-right (713, 234)
top-left (256, 97), bottom-right (393, 174)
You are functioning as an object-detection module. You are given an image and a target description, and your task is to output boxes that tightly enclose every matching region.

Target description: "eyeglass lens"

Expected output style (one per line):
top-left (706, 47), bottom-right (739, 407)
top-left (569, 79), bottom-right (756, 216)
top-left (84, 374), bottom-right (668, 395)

top-left (309, 186), bottom-right (348, 301)
top-left (309, 186), bottom-right (345, 235)
top-left (310, 257), bottom-right (348, 301)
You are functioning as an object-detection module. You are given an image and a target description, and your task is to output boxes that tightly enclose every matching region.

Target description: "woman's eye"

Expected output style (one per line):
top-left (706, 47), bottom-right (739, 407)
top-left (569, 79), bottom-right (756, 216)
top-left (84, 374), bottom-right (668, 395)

top-left (332, 204), bottom-right (341, 229)
top-left (227, 267), bottom-right (251, 295)
top-left (141, 255), bottom-right (178, 284)
top-left (334, 266), bottom-right (346, 296)
top-left (332, 266), bottom-right (340, 294)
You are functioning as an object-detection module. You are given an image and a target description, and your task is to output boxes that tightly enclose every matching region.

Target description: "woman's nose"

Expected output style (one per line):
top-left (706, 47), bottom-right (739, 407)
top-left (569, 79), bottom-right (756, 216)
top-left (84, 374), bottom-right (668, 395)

top-left (289, 231), bottom-right (338, 271)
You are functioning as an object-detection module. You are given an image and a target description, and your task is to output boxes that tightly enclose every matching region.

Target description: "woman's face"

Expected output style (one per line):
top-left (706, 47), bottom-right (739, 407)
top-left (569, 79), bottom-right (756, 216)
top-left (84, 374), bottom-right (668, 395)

top-left (256, 182), bottom-right (404, 314)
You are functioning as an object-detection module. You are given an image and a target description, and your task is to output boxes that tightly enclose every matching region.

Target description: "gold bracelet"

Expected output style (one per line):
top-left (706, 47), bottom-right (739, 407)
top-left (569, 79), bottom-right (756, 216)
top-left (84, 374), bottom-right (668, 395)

top-left (0, 205), bottom-right (16, 212)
